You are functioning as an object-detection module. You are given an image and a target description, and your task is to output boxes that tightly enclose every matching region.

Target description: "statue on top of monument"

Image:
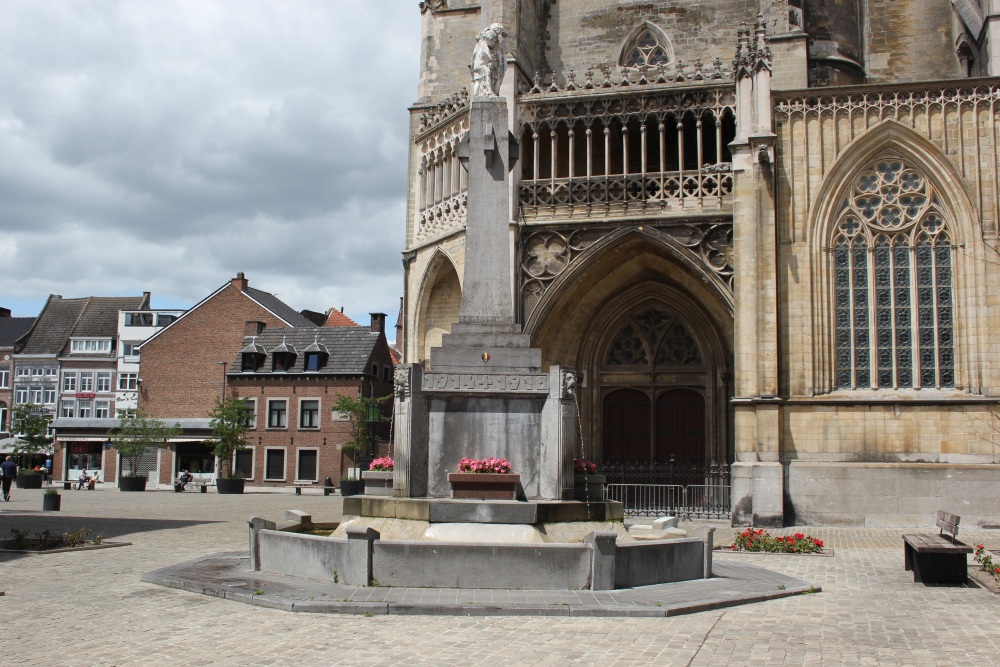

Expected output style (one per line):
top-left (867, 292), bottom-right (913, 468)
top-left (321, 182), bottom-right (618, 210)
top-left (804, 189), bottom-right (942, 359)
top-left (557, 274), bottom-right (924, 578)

top-left (471, 23), bottom-right (508, 96)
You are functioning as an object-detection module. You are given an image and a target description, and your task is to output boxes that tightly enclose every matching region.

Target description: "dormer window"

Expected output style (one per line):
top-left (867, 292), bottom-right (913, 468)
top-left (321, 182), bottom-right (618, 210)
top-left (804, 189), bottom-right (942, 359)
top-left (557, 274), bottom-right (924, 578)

top-left (239, 338), bottom-right (266, 372)
top-left (302, 337), bottom-right (329, 372)
top-left (242, 353), bottom-right (263, 372)
top-left (270, 338), bottom-right (297, 372)
top-left (70, 338), bottom-right (111, 353)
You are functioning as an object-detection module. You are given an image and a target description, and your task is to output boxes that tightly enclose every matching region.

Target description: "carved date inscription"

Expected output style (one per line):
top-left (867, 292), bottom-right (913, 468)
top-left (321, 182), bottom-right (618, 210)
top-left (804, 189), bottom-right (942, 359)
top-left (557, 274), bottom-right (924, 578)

top-left (422, 373), bottom-right (549, 394)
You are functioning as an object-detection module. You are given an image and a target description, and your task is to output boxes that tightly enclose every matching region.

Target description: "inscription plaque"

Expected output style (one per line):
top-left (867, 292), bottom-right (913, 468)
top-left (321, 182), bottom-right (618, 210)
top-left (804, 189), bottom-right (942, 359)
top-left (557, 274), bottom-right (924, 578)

top-left (421, 372), bottom-right (549, 394)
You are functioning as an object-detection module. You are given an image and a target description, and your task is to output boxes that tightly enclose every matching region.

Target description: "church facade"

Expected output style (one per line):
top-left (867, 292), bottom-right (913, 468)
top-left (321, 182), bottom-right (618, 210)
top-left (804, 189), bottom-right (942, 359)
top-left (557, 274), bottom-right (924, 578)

top-left (401, 0), bottom-right (1000, 526)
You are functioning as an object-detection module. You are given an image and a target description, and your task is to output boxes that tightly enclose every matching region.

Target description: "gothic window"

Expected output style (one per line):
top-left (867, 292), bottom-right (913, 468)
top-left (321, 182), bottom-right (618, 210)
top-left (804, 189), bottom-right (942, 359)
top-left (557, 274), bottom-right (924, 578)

top-left (605, 307), bottom-right (701, 367)
top-left (833, 158), bottom-right (954, 390)
top-left (620, 25), bottom-right (672, 69)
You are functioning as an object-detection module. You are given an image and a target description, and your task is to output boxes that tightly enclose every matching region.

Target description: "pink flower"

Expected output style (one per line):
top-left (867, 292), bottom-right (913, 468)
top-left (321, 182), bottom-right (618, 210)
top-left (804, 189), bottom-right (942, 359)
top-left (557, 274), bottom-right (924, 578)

top-left (458, 457), bottom-right (512, 474)
top-left (369, 457), bottom-right (394, 472)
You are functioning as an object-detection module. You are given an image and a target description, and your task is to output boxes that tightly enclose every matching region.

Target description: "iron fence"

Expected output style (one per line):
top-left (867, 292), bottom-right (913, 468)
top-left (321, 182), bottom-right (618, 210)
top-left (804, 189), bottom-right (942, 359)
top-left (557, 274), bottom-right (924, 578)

top-left (600, 460), bottom-right (732, 519)
top-left (605, 483), bottom-right (731, 520)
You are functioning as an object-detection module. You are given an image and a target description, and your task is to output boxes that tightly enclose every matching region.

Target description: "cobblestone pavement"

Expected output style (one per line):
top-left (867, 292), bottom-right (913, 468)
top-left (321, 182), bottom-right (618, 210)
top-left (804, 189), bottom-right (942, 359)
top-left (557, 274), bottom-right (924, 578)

top-left (2, 487), bottom-right (1000, 666)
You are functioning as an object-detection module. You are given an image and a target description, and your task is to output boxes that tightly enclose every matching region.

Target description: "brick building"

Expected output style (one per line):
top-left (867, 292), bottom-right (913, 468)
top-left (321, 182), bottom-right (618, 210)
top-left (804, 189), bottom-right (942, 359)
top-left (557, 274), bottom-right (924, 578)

top-left (136, 272), bottom-right (319, 487)
top-left (16, 293), bottom-right (150, 480)
top-left (404, 2), bottom-right (1000, 525)
top-left (227, 314), bottom-right (395, 487)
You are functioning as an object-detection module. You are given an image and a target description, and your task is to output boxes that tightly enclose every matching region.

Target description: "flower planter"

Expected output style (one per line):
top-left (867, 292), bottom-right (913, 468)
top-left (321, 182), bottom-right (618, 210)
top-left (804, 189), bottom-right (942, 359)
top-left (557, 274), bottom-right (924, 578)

top-left (16, 474), bottom-right (42, 490)
top-left (361, 471), bottom-right (393, 496)
top-left (574, 474), bottom-right (606, 502)
top-left (216, 478), bottom-right (245, 494)
top-left (448, 473), bottom-right (520, 500)
top-left (118, 476), bottom-right (147, 492)
top-left (42, 493), bottom-right (61, 511)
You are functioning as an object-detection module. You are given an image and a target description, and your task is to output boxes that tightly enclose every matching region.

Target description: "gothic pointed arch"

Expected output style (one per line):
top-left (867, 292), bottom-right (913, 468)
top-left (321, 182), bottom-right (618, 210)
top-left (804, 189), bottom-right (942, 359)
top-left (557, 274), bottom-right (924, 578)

top-left (808, 120), bottom-right (984, 393)
top-left (525, 226), bottom-right (735, 467)
top-left (415, 249), bottom-right (462, 363)
top-left (524, 226), bottom-right (733, 340)
top-left (619, 22), bottom-right (675, 69)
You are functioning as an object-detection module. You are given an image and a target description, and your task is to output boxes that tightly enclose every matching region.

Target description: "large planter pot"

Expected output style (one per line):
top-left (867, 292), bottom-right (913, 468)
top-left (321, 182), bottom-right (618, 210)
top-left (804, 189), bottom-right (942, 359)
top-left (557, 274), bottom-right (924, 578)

top-left (118, 475), bottom-right (147, 492)
top-left (448, 473), bottom-right (520, 500)
top-left (42, 493), bottom-right (61, 511)
top-left (574, 474), bottom-right (606, 502)
top-left (339, 479), bottom-right (363, 497)
top-left (16, 474), bottom-right (43, 489)
top-left (361, 471), bottom-right (393, 496)
top-left (216, 478), bottom-right (245, 494)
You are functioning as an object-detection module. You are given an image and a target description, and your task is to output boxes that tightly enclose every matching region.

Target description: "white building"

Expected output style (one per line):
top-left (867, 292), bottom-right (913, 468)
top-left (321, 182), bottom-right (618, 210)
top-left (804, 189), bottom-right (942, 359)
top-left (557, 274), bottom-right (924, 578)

top-left (115, 309), bottom-right (184, 411)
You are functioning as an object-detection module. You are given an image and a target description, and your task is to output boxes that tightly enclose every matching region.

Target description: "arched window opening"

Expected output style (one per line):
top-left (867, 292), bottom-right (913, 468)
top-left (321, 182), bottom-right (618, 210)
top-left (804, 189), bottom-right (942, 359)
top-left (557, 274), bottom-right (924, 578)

top-left (621, 25), bottom-right (672, 69)
top-left (833, 158), bottom-right (954, 390)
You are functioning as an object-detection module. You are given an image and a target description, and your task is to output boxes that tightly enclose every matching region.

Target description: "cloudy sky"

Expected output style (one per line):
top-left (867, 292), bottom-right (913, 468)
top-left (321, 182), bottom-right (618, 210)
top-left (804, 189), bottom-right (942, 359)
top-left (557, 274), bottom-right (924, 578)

top-left (0, 1), bottom-right (423, 337)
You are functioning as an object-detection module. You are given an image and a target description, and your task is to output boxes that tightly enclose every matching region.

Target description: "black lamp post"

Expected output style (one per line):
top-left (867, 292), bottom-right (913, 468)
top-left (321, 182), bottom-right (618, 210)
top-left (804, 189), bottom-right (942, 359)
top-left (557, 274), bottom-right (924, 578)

top-left (365, 401), bottom-right (380, 460)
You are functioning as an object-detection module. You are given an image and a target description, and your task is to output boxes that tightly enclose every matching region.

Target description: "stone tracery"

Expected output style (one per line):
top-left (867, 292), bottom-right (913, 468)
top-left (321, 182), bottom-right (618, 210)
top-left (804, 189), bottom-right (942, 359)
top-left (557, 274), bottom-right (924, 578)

top-left (832, 156), bottom-right (954, 390)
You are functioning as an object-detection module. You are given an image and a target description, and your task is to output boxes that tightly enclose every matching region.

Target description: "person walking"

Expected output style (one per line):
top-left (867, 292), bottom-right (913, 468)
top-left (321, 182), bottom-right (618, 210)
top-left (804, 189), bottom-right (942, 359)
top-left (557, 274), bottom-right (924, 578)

top-left (1, 456), bottom-right (17, 501)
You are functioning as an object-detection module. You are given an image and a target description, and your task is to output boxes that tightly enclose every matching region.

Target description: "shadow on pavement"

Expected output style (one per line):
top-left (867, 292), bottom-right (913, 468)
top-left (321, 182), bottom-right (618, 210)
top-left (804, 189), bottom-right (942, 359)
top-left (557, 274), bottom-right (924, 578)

top-left (0, 515), bottom-right (220, 564)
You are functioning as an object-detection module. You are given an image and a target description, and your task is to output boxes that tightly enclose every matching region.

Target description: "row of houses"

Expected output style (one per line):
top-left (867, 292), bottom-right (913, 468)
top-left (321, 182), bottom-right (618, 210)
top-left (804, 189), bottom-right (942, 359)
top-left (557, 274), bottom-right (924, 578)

top-left (1, 272), bottom-right (397, 489)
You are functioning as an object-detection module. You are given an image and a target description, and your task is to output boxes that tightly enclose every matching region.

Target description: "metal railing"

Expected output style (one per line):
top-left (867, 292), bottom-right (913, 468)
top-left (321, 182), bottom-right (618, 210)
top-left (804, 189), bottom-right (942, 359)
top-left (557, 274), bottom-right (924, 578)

top-left (605, 482), bottom-right (730, 519)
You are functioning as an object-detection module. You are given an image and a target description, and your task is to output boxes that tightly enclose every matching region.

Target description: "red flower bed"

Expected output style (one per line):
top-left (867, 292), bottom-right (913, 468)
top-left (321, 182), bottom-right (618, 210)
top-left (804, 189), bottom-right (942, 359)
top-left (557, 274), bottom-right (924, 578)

top-left (732, 529), bottom-right (824, 554)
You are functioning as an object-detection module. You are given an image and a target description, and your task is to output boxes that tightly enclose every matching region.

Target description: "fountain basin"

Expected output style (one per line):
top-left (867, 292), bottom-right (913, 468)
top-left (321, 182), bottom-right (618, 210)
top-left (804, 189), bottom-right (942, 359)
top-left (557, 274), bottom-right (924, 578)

top-left (251, 523), bottom-right (713, 590)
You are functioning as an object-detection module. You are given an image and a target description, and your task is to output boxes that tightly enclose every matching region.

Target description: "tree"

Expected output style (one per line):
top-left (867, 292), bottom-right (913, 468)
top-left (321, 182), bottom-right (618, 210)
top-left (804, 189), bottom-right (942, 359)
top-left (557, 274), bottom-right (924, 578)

top-left (108, 410), bottom-right (182, 478)
top-left (332, 393), bottom-right (392, 476)
top-left (208, 397), bottom-right (253, 479)
top-left (10, 403), bottom-right (53, 470)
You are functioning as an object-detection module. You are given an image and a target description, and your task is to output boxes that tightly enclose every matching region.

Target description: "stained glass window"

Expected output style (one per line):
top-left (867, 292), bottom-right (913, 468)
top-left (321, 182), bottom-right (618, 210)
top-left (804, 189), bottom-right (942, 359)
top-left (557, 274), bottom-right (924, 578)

top-left (621, 28), bottom-right (671, 69)
top-left (832, 158), bottom-right (953, 390)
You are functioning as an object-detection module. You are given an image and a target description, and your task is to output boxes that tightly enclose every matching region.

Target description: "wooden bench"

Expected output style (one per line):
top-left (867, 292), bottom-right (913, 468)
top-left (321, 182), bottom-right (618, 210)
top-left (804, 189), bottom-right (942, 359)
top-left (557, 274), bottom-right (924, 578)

top-left (902, 510), bottom-right (973, 584)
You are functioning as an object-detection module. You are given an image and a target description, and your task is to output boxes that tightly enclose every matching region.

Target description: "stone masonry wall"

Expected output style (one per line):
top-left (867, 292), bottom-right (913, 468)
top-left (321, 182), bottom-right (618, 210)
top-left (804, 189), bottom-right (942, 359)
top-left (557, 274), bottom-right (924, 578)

top-left (545, 0), bottom-right (756, 76)
top-left (865, 0), bottom-right (963, 83)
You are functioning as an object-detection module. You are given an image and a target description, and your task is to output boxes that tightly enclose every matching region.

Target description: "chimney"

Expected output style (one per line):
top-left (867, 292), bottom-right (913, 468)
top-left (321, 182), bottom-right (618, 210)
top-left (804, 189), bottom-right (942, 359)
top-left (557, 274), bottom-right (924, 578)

top-left (370, 313), bottom-right (386, 334)
top-left (142, 291), bottom-right (151, 308)
top-left (232, 272), bottom-right (248, 291)
top-left (0, 307), bottom-right (10, 318)
top-left (245, 321), bottom-right (265, 336)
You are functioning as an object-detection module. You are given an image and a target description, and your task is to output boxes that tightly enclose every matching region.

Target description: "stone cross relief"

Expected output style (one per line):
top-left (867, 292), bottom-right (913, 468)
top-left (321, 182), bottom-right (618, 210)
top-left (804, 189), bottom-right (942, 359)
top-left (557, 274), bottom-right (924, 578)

top-left (471, 23), bottom-right (508, 97)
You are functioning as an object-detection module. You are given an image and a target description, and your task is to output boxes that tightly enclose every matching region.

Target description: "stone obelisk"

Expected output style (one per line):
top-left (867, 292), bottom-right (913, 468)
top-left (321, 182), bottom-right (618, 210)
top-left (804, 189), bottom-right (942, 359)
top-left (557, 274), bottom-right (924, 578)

top-left (393, 23), bottom-right (577, 501)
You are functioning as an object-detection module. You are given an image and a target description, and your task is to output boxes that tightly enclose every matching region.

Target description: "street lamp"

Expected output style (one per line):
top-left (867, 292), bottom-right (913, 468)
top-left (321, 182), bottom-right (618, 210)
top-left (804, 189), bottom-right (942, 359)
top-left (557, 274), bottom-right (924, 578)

top-left (365, 400), bottom-right (381, 459)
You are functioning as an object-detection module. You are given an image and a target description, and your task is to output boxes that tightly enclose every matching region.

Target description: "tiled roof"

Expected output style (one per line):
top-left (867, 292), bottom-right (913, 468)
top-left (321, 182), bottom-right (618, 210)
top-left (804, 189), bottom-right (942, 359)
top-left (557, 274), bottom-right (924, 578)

top-left (16, 294), bottom-right (148, 356)
top-left (228, 327), bottom-right (384, 376)
top-left (0, 317), bottom-right (35, 347)
top-left (244, 287), bottom-right (317, 328)
top-left (324, 308), bottom-right (359, 327)
top-left (389, 347), bottom-right (402, 364)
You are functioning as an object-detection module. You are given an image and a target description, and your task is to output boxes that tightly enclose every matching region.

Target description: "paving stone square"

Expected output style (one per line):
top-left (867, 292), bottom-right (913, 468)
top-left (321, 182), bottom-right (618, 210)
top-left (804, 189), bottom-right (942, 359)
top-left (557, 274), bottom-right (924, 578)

top-left (2, 487), bottom-right (1000, 665)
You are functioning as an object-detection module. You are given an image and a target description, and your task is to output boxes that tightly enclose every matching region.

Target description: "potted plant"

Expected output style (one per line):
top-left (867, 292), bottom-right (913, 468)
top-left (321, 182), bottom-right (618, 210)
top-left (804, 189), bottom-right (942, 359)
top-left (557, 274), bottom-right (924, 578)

top-left (573, 458), bottom-right (605, 502)
top-left (361, 456), bottom-right (394, 496)
top-left (10, 403), bottom-right (51, 489)
top-left (108, 409), bottom-right (181, 491)
top-left (208, 396), bottom-right (254, 494)
top-left (42, 488), bottom-right (61, 511)
top-left (331, 392), bottom-right (391, 493)
top-left (448, 457), bottom-right (520, 500)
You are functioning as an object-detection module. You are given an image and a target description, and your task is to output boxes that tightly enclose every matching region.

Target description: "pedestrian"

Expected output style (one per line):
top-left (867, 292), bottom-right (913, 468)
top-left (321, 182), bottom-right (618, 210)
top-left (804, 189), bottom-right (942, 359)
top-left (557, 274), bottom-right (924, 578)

top-left (77, 469), bottom-right (91, 490)
top-left (0, 456), bottom-right (17, 501)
